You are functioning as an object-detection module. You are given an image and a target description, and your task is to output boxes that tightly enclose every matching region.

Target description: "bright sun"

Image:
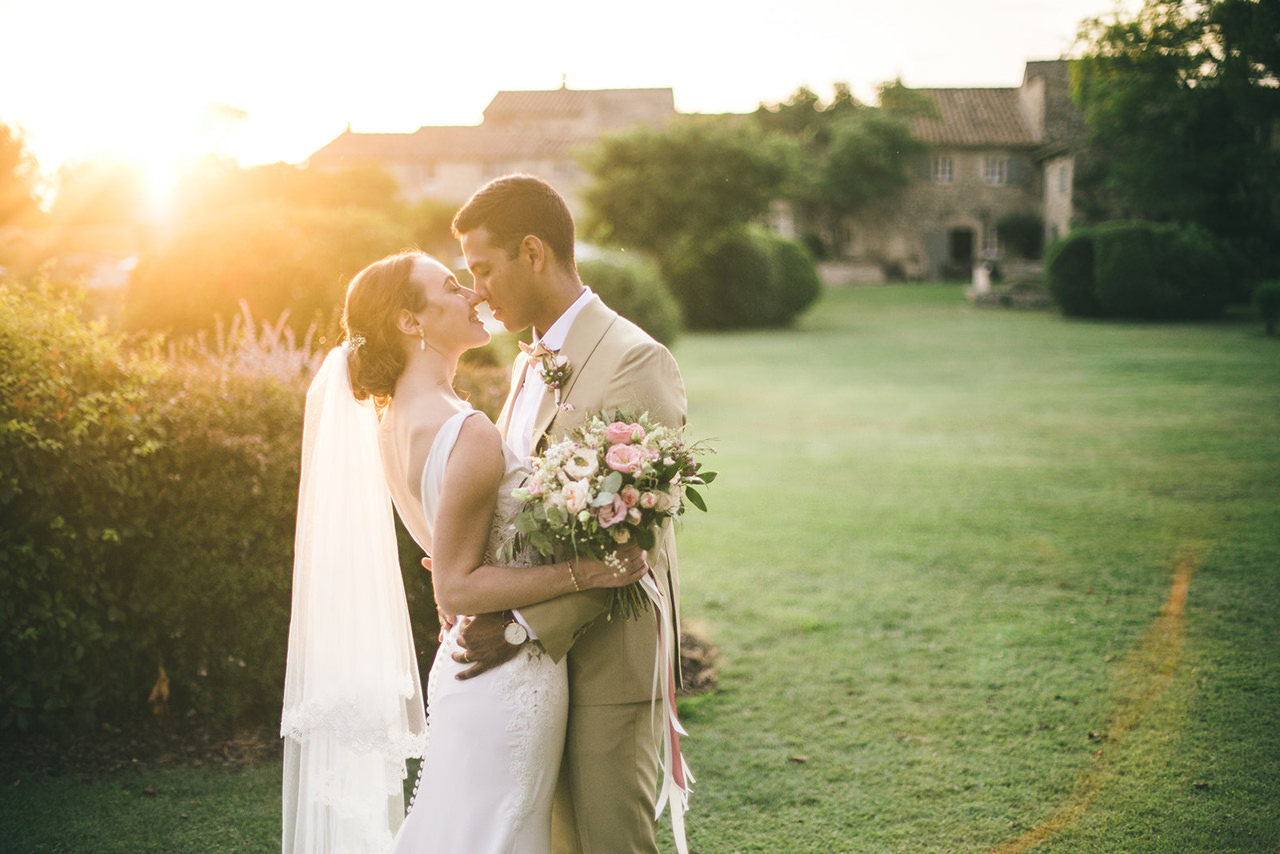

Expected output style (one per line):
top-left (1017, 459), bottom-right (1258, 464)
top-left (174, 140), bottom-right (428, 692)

top-left (107, 103), bottom-right (249, 221)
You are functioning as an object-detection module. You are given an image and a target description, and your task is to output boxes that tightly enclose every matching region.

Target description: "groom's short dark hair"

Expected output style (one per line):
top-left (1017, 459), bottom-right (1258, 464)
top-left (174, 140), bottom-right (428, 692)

top-left (452, 174), bottom-right (577, 272)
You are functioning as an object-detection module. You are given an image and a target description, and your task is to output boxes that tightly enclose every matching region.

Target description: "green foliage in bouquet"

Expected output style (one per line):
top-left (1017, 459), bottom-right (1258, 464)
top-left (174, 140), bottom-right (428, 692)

top-left (508, 412), bottom-right (716, 621)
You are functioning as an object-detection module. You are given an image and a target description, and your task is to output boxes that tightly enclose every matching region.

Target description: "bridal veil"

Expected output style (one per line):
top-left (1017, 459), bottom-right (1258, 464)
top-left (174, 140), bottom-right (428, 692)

top-left (281, 346), bottom-right (427, 854)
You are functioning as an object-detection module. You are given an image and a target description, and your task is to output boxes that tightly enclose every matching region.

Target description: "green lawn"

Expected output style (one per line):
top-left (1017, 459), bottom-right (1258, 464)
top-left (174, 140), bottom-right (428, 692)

top-left (4, 285), bottom-right (1278, 852)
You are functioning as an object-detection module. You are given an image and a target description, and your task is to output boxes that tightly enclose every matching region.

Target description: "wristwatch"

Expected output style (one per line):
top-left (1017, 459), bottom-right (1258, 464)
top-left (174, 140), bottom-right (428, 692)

top-left (503, 615), bottom-right (529, 646)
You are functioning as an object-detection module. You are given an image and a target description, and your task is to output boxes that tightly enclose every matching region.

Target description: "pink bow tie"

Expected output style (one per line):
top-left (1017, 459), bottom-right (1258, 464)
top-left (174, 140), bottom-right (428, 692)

top-left (518, 340), bottom-right (556, 360)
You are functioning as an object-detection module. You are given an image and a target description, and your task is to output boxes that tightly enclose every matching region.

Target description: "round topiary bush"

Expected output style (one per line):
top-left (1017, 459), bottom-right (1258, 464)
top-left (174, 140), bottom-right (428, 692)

top-left (771, 236), bottom-right (823, 323)
top-left (663, 227), bottom-right (820, 330)
top-left (577, 254), bottom-right (682, 346)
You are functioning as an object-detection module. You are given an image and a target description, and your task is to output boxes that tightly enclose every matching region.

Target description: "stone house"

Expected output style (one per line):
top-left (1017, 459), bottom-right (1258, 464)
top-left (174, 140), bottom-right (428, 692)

top-left (818, 60), bottom-right (1087, 282)
top-left (307, 86), bottom-right (676, 214)
top-left (308, 65), bottom-right (1084, 283)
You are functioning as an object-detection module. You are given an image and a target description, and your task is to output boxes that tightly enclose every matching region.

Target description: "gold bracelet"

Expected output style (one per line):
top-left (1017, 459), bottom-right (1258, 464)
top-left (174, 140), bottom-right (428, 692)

top-left (567, 560), bottom-right (582, 592)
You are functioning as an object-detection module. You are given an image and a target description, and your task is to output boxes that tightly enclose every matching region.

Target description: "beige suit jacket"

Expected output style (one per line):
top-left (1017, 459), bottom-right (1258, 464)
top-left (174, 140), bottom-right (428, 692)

top-left (497, 295), bottom-right (686, 706)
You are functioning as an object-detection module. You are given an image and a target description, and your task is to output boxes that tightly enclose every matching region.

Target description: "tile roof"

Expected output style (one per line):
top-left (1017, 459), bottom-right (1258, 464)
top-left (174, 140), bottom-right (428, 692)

top-left (484, 87), bottom-right (675, 120)
top-left (308, 127), bottom-right (591, 163)
top-left (911, 88), bottom-right (1036, 148)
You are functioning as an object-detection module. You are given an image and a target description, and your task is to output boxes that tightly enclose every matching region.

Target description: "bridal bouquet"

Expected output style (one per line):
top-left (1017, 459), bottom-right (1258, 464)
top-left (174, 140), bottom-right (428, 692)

top-left (509, 412), bottom-right (716, 621)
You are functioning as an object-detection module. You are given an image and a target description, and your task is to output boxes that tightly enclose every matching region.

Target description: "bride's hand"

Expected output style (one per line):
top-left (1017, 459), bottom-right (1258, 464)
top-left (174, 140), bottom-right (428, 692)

top-left (574, 541), bottom-right (650, 589)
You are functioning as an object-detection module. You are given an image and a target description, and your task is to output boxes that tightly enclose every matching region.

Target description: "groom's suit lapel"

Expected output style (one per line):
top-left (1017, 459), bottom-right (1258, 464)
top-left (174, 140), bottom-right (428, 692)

top-left (530, 295), bottom-right (617, 454)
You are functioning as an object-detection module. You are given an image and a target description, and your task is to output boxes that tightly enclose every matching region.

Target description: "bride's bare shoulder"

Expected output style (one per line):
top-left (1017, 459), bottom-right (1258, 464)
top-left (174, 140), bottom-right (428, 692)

top-left (452, 410), bottom-right (500, 454)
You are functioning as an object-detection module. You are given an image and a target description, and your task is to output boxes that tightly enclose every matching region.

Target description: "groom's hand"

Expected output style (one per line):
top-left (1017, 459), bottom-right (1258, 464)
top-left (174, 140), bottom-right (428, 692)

top-left (453, 612), bottom-right (520, 680)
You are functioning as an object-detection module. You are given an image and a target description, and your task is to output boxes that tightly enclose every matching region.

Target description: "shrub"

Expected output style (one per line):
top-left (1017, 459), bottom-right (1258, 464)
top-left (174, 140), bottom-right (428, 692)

top-left (1049, 221), bottom-right (1234, 320)
top-left (1046, 231), bottom-right (1100, 317)
top-left (996, 212), bottom-right (1045, 259)
top-left (1091, 221), bottom-right (1170, 318)
top-left (1, 291), bottom-right (507, 736)
top-left (578, 254), bottom-right (682, 346)
top-left (1, 285), bottom-right (169, 732)
top-left (1254, 281), bottom-right (1280, 336)
top-left (663, 227), bottom-right (820, 330)
top-left (771, 237), bottom-right (822, 321)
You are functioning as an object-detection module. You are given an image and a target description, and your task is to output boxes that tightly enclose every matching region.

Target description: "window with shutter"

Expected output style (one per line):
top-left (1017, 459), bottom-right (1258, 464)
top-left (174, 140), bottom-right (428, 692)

top-left (984, 157), bottom-right (1008, 186)
top-left (932, 155), bottom-right (953, 184)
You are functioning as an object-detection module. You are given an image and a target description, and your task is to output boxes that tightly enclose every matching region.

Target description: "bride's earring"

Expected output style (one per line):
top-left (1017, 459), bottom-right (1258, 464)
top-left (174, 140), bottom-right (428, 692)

top-left (419, 330), bottom-right (426, 351)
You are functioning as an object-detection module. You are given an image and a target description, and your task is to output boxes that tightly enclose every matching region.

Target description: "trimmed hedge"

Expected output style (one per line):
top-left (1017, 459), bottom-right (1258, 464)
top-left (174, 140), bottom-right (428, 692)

top-left (1, 289), bottom-right (507, 736)
top-left (1048, 220), bottom-right (1237, 320)
top-left (663, 227), bottom-right (821, 330)
top-left (1046, 228), bottom-right (1101, 317)
top-left (578, 254), bottom-right (683, 347)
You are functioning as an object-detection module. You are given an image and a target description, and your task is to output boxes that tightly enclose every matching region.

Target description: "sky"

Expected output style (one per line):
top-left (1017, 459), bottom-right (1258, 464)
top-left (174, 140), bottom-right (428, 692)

top-left (0, 0), bottom-right (1141, 180)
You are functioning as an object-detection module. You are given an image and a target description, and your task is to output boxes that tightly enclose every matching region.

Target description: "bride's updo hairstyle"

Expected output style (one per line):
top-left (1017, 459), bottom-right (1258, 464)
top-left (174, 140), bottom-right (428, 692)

top-left (342, 250), bottom-right (430, 402)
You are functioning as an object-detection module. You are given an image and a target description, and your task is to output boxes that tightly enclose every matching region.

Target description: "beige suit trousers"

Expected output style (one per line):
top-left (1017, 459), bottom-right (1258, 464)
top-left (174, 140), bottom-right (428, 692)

top-left (551, 701), bottom-right (662, 854)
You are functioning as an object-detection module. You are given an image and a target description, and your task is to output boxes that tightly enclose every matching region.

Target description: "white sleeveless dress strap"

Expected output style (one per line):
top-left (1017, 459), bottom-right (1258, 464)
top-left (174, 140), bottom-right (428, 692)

top-left (419, 409), bottom-right (479, 544)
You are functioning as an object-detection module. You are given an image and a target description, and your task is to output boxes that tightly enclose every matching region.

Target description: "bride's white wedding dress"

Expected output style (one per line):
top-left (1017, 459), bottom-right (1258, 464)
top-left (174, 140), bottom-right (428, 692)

top-left (388, 408), bottom-right (568, 854)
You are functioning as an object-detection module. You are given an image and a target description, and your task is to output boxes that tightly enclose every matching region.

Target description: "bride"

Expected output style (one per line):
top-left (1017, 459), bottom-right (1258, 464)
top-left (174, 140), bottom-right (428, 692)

top-left (281, 250), bottom-right (649, 854)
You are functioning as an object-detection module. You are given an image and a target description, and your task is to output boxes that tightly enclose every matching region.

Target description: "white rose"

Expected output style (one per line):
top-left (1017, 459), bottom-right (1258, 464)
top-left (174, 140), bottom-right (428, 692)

top-left (562, 479), bottom-right (591, 514)
top-left (564, 446), bottom-right (599, 480)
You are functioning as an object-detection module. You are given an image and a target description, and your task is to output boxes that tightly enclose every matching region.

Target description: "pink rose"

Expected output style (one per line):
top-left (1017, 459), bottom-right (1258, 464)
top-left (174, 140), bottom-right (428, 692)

top-left (606, 421), bottom-right (636, 445)
top-left (620, 485), bottom-right (640, 507)
top-left (639, 491), bottom-right (658, 509)
top-left (627, 506), bottom-right (642, 525)
top-left (654, 491), bottom-right (672, 513)
top-left (597, 494), bottom-right (628, 528)
top-left (606, 443), bottom-right (644, 474)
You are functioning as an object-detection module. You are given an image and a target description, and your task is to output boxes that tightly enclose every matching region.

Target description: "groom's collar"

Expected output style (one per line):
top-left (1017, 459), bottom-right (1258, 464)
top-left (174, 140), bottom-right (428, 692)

top-left (531, 287), bottom-right (593, 352)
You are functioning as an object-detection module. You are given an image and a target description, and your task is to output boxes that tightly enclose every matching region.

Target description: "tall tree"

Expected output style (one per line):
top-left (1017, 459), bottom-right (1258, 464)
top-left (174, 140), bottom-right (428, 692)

top-left (1073, 0), bottom-right (1280, 273)
top-left (579, 115), bottom-right (798, 253)
top-left (754, 84), bottom-right (923, 255)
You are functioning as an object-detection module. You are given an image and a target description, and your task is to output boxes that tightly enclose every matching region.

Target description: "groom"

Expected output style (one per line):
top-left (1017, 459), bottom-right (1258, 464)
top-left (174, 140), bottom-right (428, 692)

top-left (451, 174), bottom-right (686, 854)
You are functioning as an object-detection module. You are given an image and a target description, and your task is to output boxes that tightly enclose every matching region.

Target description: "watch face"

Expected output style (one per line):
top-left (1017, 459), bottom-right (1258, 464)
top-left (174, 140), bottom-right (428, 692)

top-left (504, 622), bottom-right (528, 645)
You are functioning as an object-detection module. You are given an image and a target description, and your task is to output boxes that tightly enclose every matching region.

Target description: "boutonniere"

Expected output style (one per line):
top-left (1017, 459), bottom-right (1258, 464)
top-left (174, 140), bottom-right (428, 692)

top-left (535, 352), bottom-right (574, 409)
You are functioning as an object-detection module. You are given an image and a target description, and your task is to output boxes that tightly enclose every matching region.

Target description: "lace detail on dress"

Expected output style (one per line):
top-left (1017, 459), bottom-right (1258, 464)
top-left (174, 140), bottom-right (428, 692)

top-left (281, 697), bottom-right (428, 764)
top-left (493, 641), bottom-right (566, 829)
top-left (486, 467), bottom-right (538, 569)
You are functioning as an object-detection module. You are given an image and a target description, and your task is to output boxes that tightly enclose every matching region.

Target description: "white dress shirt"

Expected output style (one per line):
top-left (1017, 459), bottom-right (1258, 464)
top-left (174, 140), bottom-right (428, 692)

top-left (507, 288), bottom-right (593, 638)
top-left (506, 288), bottom-right (594, 461)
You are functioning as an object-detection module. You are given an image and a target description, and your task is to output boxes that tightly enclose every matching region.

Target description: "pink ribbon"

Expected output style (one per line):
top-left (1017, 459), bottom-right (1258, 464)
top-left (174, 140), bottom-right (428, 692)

top-left (640, 573), bottom-right (693, 854)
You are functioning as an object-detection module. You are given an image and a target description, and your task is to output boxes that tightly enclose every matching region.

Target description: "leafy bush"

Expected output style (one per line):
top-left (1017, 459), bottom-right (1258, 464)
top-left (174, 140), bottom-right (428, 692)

top-left (1254, 281), bottom-right (1280, 336)
top-left (578, 254), bottom-right (682, 346)
top-left (996, 212), bottom-right (1045, 259)
top-left (771, 236), bottom-right (822, 321)
top-left (1, 286), bottom-right (168, 732)
top-left (1091, 221), bottom-right (1169, 318)
top-left (663, 227), bottom-right (820, 330)
top-left (1, 289), bottom-right (507, 737)
top-left (1048, 221), bottom-right (1235, 320)
top-left (1047, 230), bottom-right (1100, 317)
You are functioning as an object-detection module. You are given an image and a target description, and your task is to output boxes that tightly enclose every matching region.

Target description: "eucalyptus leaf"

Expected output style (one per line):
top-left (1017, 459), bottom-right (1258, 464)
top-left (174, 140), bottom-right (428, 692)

top-left (600, 471), bottom-right (623, 494)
